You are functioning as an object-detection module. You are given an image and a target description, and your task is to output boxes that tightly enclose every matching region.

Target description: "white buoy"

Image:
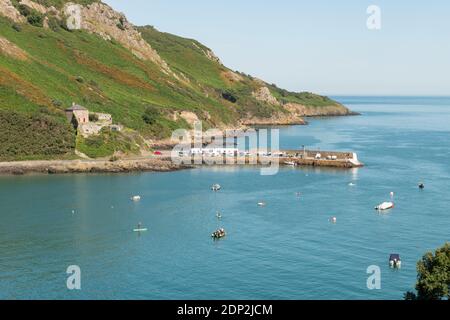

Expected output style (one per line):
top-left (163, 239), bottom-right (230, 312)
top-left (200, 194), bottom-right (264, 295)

top-left (131, 196), bottom-right (141, 202)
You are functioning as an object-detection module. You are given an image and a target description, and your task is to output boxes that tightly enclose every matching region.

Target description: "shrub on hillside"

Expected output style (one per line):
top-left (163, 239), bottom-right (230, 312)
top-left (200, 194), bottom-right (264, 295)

top-left (27, 13), bottom-right (44, 27)
top-left (142, 105), bottom-right (161, 125)
top-left (222, 91), bottom-right (238, 103)
top-left (12, 23), bottom-right (22, 32)
top-left (0, 110), bottom-right (76, 161)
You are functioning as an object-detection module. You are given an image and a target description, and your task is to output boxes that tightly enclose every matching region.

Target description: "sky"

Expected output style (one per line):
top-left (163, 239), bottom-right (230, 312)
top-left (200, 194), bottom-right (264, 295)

top-left (104, 0), bottom-right (450, 96)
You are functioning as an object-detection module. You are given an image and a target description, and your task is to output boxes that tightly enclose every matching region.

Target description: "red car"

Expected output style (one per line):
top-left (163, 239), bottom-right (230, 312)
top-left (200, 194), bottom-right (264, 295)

top-left (154, 151), bottom-right (163, 156)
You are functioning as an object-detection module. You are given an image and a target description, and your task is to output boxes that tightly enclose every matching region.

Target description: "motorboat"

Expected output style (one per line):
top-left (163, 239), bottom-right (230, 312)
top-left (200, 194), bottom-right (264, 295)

top-left (211, 228), bottom-right (226, 239)
top-left (284, 161), bottom-right (297, 166)
top-left (389, 254), bottom-right (402, 269)
top-left (211, 184), bottom-right (221, 192)
top-left (375, 202), bottom-right (394, 211)
top-left (257, 201), bottom-right (266, 207)
top-left (375, 192), bottom-right (395, 211)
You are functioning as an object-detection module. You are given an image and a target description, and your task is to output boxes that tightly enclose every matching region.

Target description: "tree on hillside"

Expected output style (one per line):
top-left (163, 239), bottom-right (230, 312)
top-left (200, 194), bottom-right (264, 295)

top-left (405, 243), bottom-right (450, 300)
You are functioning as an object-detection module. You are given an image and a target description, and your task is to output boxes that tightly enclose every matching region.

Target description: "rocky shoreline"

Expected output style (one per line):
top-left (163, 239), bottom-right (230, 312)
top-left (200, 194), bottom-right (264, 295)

top-left (0, 158), bottom-right (190, 176)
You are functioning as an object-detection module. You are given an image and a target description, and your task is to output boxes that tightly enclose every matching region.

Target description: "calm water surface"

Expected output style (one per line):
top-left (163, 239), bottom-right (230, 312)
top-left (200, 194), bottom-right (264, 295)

top-left (1, 97), bottom-right (449, 299)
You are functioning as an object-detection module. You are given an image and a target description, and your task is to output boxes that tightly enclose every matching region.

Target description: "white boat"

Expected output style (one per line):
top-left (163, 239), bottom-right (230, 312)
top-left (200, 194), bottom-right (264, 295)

top-left (211, 184), bottom-right (221, 191)
top-left (375, 192), bottom-right (395, 211)
top-left (284, 161), bottom-right (297, 166)
top-left (257, 202), bottom-right (266, 207)
top-left (133, 228), bottom-right (148, 232)
top-left (131, 195), bottom-right (141, 202)
top-left (375, 201), bottom-right (394, 211)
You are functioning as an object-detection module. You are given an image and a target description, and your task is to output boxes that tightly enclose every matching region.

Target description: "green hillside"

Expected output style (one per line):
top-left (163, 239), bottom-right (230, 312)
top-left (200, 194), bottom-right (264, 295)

top-left (0, 0), bottom-right (350, 161)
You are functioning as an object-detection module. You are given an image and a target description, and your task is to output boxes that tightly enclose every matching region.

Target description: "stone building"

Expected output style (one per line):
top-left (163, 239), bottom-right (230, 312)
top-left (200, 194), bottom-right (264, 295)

top-left (65, 103), bottom-right (89, 125)
top-left (65, 103), bottom-right (118, 137)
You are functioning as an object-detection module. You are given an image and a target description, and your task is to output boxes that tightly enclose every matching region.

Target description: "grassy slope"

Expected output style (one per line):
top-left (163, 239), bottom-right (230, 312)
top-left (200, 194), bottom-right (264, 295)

top-left (0, 3), bottom-right (347, 160)
top-left (139, 26), bottom-right (347, 117)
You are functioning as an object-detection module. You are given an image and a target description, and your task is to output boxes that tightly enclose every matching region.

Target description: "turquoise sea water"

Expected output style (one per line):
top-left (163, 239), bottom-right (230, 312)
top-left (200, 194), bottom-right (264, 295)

top-left (1, 96), bottom-right (449, 300)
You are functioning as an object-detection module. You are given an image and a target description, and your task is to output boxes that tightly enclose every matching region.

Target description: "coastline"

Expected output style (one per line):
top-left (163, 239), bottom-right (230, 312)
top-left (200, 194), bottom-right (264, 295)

top-left (0, 112), bottom-right (361, 176)
top-left (0, 157), bottom-right (191, 176)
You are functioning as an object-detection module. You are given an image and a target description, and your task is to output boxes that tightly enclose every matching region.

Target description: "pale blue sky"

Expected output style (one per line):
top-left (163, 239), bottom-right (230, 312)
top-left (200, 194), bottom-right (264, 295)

top-left (104, 0), bottom-right (450, 96)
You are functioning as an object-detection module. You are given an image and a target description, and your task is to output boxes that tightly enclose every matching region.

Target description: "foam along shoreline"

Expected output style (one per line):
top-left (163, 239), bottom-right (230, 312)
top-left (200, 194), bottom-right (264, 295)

top-left (0, 158), bottom-right (191, 175)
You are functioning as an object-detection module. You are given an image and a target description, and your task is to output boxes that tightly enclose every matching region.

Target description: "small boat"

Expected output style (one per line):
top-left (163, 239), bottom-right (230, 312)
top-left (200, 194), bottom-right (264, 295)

top-left (211, 228), bottom-right (226, 239)
top-left (330, 217), bottom-right (337, 224)
top-left (375, 192), bottom-right (395, 211)
top-left (349, 182), bottom-right (356, 187)
top-left (389, 254), bottom-right (402, 269)
top-left (211, 184), bottom-right (221, 192)
top-left (284, 161), bottom-right (297, 166)
top-left (375, 202), bottom-right (395, 211)
top-left (134, 223), bottom-right (147, 232)
top-left (131, 195), bottom-right (141, 202)
top-left (257, 201), bottom-right (266, 207)
top-left (216, 211), bottom-right (222, 219)
top-left (419, 183), bottom-right (425, 190)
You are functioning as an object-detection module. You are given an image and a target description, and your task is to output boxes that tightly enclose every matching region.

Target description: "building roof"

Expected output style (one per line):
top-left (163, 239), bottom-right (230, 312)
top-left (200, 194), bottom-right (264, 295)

top-left (66, 103), bottom-right (87, 111)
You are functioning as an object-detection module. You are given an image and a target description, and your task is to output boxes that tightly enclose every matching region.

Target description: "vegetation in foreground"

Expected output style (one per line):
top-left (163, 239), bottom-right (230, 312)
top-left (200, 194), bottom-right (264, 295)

top-left (405, 243), bottom-right (450, 300)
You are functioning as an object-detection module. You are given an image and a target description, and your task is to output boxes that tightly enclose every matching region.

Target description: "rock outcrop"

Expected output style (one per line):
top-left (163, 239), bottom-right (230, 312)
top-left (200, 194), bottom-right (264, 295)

top-left (252, 87), bottom-right (281, 106)
top-left (240, 113), bottom-right (306, 126)
top-left (0, 158), bottom-right (190, 175)
top-left (284, 102), bottom-right (352, 117)
top-left (63, 2), bottom-right (176, 76)
top-left (0, 0), bottom-right (26, 23)
top-left (0, 0), bottom-right (178, 78)
top-left (0, 36), bottom-right (28, 60)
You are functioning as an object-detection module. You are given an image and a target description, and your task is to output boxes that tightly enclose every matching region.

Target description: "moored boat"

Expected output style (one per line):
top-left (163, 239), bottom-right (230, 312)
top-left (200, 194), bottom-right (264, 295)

top-left (389, 254), bottom-right (402, 268)
top-left (211, 228), bottom-right (226, 239)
